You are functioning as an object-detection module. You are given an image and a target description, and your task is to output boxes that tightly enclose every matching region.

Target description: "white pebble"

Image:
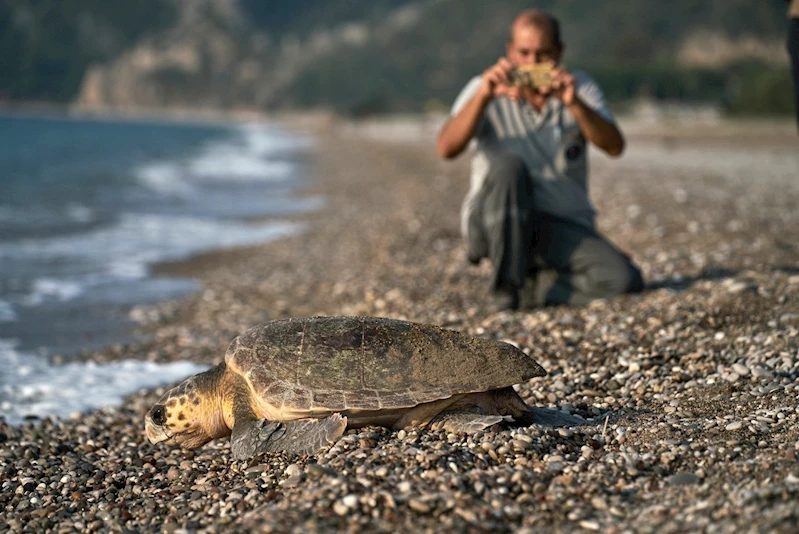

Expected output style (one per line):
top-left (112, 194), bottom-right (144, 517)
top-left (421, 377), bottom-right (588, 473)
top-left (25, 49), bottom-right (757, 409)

top-left (284, 464), bottom-right (302, 478)
top-left (341, 494), bottom-right (358, 508)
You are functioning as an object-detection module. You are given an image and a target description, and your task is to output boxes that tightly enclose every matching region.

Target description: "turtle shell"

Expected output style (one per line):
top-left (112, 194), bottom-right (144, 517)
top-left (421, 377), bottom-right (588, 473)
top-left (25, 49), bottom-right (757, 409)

top-left (225, 316), bottom-right (545, 415)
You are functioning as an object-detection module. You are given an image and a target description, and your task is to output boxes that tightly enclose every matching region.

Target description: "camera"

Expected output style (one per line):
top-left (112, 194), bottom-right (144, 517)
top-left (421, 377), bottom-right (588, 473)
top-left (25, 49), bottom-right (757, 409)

top-left (507, 64), bottom-right (554, 89)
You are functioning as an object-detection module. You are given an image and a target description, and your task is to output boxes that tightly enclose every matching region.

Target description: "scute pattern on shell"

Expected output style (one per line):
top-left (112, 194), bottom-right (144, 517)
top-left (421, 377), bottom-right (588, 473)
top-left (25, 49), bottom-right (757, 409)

top-left (224, 316), bottom-right (545, 412)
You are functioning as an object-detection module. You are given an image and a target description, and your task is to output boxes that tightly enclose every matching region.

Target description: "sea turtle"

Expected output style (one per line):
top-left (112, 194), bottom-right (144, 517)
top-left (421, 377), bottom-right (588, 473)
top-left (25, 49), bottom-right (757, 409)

top-left (145, 316), bottom-right (578, 458)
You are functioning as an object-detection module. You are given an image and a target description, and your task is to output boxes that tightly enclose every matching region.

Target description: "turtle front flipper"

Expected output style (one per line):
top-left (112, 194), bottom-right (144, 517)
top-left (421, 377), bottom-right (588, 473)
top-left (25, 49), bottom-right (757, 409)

top-left (231, 419), bottom-right (286, 459)
top-left (429, 408), bottom-right (506, 433)
top-left (258, 414), bottom-right (348, 456)
top-left (231, 414), bottom-right (347, 458)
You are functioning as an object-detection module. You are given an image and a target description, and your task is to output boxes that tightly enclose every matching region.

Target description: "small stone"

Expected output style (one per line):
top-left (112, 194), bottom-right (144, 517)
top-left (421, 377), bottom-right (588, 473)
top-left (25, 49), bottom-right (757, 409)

top-left (374, 466), bottom-right (389, 477)
top-left (456, 508), bottom-right (478, 522)
top-left (281, 476), bottom-right (302, 488)
top-left (408, 499), bottom-right (431, 513)
top-left (305, 463), bottom-right (333, 479)
top-left (284, 464), bottom-right (302, 478)
top-left (725, 373), bottom-right (741, 384)
top-left (726, 421), bottom-right (743, 431)
top-left (245, 464), bottom-right (269, 477)
top-left (341, 494), bottom-right (358, 508)
top-left (509, 439), bottom-right (528, 451)
top-left (668, 472), bottom-right (701, 486)
top-left (579, 520), bottom-right (601, 531)
top-left (333, 501), bottom-right (349, 516)
top-left (752, 367), bottom-right (774, 380)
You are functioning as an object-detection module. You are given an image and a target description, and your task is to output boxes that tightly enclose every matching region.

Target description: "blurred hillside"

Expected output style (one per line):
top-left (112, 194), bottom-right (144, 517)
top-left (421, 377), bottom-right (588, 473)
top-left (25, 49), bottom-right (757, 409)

top-left (1, 0), bottom-right (793, 116)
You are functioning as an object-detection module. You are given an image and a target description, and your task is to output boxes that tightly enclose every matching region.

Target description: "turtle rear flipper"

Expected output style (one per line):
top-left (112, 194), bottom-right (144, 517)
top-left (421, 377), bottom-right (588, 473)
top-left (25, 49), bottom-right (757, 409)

top-left (429, 408), bottom-right (506, 433)
top-left (516, 407), bottom-right (585, 427)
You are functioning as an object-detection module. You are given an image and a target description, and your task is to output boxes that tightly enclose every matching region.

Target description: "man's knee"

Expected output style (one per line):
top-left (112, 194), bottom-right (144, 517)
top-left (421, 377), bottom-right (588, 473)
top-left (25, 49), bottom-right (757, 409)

top-left (485, 153), bottom-right (530, 191)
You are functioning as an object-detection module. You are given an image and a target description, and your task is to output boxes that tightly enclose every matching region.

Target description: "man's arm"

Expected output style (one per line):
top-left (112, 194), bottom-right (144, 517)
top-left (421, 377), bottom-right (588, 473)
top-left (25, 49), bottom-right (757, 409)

top-left (567, 97), bottom-right (625, 156)
top-left (548, 67), bottom-right (625, 157)
top-left (436, 58), bottom-right (518, 159)
top-left (435, 90), bottom-right (492, 159)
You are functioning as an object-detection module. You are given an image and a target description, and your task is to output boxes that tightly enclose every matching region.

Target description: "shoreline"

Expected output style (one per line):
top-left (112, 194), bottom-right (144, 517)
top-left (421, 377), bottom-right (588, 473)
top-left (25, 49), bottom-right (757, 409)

top-left (2, 116), bottom-right (799, 532)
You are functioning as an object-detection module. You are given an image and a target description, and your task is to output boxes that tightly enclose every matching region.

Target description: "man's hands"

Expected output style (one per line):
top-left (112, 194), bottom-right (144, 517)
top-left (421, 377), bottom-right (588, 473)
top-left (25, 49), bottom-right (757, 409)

top-left (479, 58), bottom-right (522, 101)
top-left (480, 57), bottom-right (577, 106)
top-left (540, 66), bottom-right (576, 106)
top-left (437, 57), bottom-right (624, 159)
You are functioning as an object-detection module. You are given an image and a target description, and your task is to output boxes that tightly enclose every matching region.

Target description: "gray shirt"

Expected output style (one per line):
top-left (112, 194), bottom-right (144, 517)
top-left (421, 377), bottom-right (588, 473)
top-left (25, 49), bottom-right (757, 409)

top-left (451, 70), bottom-right (615, 235)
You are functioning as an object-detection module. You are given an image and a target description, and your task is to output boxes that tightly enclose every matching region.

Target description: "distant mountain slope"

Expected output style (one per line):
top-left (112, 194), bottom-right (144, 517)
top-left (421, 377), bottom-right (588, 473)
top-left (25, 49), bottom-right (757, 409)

top-left (0, 0), bottom-right (177, 101)
top-left (276, 0), bottom-right (792, 113)
top-left (0, 0), bottom-right (792, 114)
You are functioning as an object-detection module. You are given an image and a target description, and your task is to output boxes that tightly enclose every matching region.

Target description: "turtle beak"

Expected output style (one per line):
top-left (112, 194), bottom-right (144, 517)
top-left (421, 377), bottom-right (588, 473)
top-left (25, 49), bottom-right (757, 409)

top-left (144, 404), bottom-right (172, 444)
top-left (145, 418), bottom-right (171, 444)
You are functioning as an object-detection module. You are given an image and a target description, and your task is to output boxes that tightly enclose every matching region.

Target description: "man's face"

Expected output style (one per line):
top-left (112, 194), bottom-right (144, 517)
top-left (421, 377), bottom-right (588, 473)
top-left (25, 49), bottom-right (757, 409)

top-left (506, 24), bottom-right (562, 66)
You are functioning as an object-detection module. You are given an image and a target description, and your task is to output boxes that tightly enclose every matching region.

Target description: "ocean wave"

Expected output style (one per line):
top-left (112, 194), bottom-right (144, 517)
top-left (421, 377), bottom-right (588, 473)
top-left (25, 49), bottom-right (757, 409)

top-left (0, 337), bottom-right (208, 425)
top-left (135, 162), bottom-right (196, 198)
top-left (134, 123), bottom-right (311, 198)
top-left (0, 202), bottom-right (101, 239)
top-left (23, 278), bottom-right (84, 306)
top-left (0, 299), bottom-right (16, 322)
top-left (0, 214), bottom-right (304, 305)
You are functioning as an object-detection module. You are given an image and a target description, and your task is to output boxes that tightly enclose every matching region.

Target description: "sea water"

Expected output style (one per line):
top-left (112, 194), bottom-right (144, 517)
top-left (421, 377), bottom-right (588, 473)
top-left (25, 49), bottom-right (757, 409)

top-left (0, 114), bottom-right (320, 424)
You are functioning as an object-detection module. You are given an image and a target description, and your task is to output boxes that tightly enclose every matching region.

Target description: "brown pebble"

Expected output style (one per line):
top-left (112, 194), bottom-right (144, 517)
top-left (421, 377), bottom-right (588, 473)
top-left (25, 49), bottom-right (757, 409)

top-left (408, 499), bottom-right (431, 514)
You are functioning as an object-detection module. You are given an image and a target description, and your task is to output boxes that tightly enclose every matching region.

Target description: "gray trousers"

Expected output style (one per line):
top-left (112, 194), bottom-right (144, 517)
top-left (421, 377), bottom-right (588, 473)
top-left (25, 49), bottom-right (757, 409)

top-left (467, 152), bottom-right (644, 306)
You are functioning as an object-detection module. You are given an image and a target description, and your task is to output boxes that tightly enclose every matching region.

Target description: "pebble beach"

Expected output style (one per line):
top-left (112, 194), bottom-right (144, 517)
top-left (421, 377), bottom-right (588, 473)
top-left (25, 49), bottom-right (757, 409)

top-left (2, 115), bottom-right (799, 533)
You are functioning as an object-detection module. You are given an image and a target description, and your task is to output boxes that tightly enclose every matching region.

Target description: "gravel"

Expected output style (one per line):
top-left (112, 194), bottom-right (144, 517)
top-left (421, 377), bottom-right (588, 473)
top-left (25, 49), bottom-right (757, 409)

top-left (1, 116), bottom-right (798, 533)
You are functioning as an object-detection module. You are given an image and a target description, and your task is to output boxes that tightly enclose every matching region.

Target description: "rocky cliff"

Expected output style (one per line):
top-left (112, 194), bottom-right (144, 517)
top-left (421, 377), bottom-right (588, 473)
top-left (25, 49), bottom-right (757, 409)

top-left (2, 0), bottom-right (790, 114)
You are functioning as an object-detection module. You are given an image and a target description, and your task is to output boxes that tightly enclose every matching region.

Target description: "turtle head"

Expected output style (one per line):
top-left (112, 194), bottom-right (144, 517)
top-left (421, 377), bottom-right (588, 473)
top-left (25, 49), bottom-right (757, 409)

top-left (145, 363), bottom-right (230, 450)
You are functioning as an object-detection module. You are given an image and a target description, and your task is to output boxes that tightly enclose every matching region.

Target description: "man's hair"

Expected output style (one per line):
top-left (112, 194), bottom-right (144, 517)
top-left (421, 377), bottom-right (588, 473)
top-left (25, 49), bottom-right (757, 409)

top-left (510, 9), bottom-right (562, 47)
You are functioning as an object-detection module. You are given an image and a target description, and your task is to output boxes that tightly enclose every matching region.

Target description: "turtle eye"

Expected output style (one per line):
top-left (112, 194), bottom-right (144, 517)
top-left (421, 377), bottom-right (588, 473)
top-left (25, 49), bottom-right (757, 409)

top-left (151, 406), bottom-right (166, 426)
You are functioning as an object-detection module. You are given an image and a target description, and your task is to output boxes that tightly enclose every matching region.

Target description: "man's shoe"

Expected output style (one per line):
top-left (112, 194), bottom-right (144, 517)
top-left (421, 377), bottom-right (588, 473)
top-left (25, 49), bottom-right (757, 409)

top-left (486, 288), bottom-right (519, 312)
top-left (467, 253), bottom-right (482, 265)
top-left (518, 273), bottom-right (538, 310)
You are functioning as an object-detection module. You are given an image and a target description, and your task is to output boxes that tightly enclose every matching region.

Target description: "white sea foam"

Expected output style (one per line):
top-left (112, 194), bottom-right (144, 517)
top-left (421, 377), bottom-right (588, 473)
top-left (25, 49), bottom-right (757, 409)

top-left (135, 162), bottom-right (196, 198)
top-left (134, 123), bottom-right (310, 197)
top-left (0, 215), bottom-right (304, 305)
top-left (189, 151), bottom-right (293, 181)
top-left (23, 278), bottom-right (84, 305)
top-left (0, 202), bottom-right (99, 231)
top-left (0, 338), bottom-right (208, 425)
top-left (240, 123), bottom-right (314, 154)
top-left (0, 299), bottom-right (16, 322)
top-left (65, 203), bottom-right (96, 224)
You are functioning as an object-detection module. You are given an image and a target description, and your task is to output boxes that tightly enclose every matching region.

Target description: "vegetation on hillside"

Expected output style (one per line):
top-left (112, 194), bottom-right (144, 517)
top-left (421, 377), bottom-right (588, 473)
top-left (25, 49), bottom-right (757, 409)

top-left (0, 0), bottom-right (793, 115)
top-left (0, 0), bottom-right (177, 101)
